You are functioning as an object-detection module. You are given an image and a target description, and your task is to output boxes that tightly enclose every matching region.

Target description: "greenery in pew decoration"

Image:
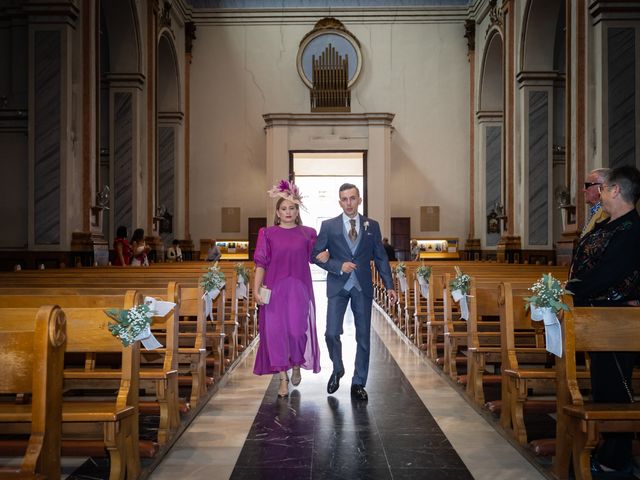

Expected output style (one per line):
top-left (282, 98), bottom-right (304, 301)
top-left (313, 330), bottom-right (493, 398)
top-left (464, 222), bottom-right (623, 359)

top-left (524, 273), bottom-right (572, 313)
top-left (394, 262), bottom-right (407, 276)
top-left (415, 264), bottom-right (432, 283)
top-left (200, 262), bottom-right (226, 294)
top-left (449, 266), bottom-right (471, 295)
top-left (105, 304), bottom-right (155, 347)
top-left (234, 262), bottom-right (250, 284)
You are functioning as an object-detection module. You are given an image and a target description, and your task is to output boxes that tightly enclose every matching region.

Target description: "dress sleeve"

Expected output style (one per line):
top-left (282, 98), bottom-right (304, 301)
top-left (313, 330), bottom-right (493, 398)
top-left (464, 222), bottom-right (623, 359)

top-left (254, 227), bottom-right (270, 269)
top-left (307, 227), bottom-right (318, 264)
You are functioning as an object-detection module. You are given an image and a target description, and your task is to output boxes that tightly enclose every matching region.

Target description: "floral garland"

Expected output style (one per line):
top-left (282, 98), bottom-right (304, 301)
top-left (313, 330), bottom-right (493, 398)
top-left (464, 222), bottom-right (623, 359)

top-left (525, 273), bottom-right (571, 313)
top-left (449, 266), bottom-right (471, 295)
top-left (415, 264), bottom-right (432, 284)
top-left (394, 262), bottom-right (407, 276)
top-left (200, 262), bottom-right (226, 294)
top-left (234, 262), bottom-right (250, 285)
top-left (105, 304), bottom-right (155, 347)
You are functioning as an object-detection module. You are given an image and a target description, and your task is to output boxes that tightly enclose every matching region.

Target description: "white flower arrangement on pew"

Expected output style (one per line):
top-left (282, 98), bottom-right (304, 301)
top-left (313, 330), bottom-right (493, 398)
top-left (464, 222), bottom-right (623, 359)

top-left (524, 273), bottom-right (572, 357)
top-left (105, 297), bottom-right (174, 350)
top-left (449, 266), bottom-right (471, 320)
top-left (395, 262), bottom-right (408, 293)
top-left (415, 264), bottom-right (432, 285)
top-left (524, 273), bottom-right (571, 314)
top-left (449, 266), bottom-right (470, 295)
top-left (235, 262), bottom-right (249, 300)
top-left (416, 264), bottom-right (432, 299)
top-left (200, 262), bottom-right (226, 320)
top-left (105, 304), bottom-right (156, 348)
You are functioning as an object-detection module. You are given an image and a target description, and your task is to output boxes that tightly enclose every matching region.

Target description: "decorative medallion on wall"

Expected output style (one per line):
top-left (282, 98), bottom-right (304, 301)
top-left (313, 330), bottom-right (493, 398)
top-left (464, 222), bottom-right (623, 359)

top-left (296, 17), bottom-right (362, 112)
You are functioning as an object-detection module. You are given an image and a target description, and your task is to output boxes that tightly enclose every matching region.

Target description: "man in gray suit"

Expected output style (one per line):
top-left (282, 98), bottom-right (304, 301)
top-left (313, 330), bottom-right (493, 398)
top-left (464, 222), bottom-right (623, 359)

top-left (313, 183), bottom-right (397, 401)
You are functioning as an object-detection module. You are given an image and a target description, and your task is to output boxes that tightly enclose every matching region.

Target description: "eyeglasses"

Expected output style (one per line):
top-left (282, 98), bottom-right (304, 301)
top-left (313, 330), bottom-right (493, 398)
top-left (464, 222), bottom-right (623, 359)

top-left (598, 183), bottom-right (615, 194)
top-left (584, 182), bottom-right (602, 189)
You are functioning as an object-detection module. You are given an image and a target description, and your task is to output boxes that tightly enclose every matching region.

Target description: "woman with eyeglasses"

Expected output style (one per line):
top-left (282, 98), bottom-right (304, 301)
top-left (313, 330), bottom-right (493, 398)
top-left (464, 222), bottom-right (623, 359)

top-left (567, 165), bottom-right (640, 475)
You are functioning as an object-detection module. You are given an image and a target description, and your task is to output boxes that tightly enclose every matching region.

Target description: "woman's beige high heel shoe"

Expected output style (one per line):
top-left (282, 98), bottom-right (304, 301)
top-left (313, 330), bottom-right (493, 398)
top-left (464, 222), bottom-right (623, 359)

top-left (291, 366), bottom-right (301, 386)
top-left (278, 373), bottom-right (289, 398)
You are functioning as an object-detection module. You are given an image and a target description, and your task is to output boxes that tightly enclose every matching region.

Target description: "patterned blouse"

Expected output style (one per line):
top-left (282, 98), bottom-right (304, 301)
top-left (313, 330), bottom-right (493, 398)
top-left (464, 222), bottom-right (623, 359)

top-left (568, 209), bottom-right (640, 306)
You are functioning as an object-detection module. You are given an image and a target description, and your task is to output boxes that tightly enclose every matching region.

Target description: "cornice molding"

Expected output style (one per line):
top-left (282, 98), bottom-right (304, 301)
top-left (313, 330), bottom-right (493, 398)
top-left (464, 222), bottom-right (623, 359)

top-left (263, 112), bottom-right (395, 129)
top-left (589, 0), bottom-right (640, 23)
top-left (24, 0), bottom-right (80, 28)
top-left (0, 110), bottom-right (28, 133)
top-left (475, 110), bottom-right (503, 121)
top-left (516, 70), bottom-right (565, 86)
top-left (158, 111), bottom-right (185, 123)
top-left (102, 73), bottom-right (146, 90)
top-left (191, 7), bottom-right (467, 26)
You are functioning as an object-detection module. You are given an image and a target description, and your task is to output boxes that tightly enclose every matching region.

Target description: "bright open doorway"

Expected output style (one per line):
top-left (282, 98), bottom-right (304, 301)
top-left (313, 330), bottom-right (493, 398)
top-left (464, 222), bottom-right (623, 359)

top-left (292, 152), bottom-right (365, 233)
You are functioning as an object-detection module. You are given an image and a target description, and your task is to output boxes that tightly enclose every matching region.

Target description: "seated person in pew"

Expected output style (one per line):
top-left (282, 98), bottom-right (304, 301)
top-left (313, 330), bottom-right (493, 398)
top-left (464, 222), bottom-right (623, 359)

top-left (206, 239), bottom-right (222, 262)
top-left (113, 225), bottom-right (132, 266)
top-left (131, 228), bottom-right (150, 266)
top-left (566, 165), bottom-right (640, 475)
top-left (166, 239), bottom-right (183, 262)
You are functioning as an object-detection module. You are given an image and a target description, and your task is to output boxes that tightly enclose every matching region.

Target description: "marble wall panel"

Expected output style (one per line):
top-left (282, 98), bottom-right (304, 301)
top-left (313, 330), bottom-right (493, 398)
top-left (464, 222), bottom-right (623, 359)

top-left (158, 125), bottom-right (175, 244)
top-left (114, 92), bottom-right (133, 233)
top-left (608, 27), bottom-right (635, 168)
top-left (528, 91), bottom-right (548, 246)
top-left (34, 30), bottom-right (60, 245)
top-left (485, 125), bottom-right (501, 247)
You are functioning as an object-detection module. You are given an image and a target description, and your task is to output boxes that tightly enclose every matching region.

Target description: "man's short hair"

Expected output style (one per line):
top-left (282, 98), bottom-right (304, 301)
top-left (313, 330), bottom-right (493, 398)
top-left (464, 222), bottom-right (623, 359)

top-left (339, 183), bottom-right (360, 196)
top-left (605, 165), bottom-right (640, 204)
top-left (591, 168), bottom-right (610, 182)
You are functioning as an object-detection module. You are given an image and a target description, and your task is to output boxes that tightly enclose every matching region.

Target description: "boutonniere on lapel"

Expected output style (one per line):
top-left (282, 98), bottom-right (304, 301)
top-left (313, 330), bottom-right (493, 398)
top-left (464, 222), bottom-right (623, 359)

top-left (363, 221), bottom-right (370, 231)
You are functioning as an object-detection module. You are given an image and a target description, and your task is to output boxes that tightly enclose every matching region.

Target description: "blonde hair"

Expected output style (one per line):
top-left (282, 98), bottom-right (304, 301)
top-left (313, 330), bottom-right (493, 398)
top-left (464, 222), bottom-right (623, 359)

top-left (273, 197), bottom-right (303, 225)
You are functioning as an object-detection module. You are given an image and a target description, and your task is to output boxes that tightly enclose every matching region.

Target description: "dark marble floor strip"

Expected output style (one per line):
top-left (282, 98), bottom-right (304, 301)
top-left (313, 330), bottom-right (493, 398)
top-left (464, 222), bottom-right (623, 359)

top-left (229, 326), bottom-right (473, 480)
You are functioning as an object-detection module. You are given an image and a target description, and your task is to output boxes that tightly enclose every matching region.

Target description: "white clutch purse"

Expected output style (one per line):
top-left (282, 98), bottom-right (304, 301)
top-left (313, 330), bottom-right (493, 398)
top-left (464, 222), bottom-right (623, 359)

top-left (259, 286), bottom-right (271, 304)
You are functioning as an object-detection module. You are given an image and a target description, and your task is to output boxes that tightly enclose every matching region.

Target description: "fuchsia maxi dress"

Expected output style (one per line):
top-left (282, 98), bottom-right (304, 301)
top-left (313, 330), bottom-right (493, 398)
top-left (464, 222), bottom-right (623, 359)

top-left (253, 225), bottom-right (321, 375)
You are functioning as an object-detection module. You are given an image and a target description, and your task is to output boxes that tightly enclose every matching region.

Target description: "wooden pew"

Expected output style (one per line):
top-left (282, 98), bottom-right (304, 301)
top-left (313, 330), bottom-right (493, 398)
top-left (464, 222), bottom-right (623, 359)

top-left (0, 301), bottom-right (142, 480)
top-left (0, 288), bottom-right (181, 447)
top-left (496, 281), bottom-right (554, 444)
top-left (554, 303), bottom-right (640, 480)
top-left (412, 274), bottom-right (447, 360)
top-left (175, 286), bottom-right (214, 406)
top-left (0, 305), bottom-right (66, 479)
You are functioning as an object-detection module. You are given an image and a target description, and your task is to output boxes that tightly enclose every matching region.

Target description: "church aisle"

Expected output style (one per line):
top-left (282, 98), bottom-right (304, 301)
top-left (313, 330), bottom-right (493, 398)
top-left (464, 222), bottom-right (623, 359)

top-left (149, 281), bottom-right (548, 480)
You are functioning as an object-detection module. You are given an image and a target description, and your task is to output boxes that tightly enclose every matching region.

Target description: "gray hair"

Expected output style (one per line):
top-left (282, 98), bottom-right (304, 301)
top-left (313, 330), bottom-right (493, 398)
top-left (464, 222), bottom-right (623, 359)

top-left (591, 168), bottom-right (610, 182)
top-left (605, 165), bottom-right (640, 204)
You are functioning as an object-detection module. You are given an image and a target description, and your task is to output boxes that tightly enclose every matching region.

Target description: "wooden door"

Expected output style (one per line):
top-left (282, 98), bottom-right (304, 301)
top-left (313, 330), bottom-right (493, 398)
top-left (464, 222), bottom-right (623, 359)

top-left (248, 217), bottom-right (267, 260)
top-left (391, 217), bottom-right (411, 261)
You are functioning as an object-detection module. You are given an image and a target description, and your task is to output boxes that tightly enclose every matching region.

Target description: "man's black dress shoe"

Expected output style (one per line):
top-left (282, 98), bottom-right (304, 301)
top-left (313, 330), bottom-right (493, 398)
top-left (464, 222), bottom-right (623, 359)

top-left (350, 384), bottom-right (368, 402)
top-left (327, 370), bottom-right (344, 394)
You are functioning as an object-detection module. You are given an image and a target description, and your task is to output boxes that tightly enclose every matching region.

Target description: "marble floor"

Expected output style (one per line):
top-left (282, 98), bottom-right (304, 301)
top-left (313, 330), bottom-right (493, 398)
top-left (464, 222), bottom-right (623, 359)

top-left (148, 280), bottom-right (550, 480)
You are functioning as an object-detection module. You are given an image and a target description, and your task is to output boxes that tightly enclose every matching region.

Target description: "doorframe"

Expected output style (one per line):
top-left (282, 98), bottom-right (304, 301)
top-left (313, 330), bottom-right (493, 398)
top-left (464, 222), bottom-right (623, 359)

top-left (289, 150), bottom-right (368, 216)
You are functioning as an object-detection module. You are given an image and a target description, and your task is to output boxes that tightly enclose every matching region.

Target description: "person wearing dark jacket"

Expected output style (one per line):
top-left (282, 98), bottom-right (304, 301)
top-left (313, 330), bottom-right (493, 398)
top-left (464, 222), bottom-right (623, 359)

top-left (566, 165), bottom-right (640, 475)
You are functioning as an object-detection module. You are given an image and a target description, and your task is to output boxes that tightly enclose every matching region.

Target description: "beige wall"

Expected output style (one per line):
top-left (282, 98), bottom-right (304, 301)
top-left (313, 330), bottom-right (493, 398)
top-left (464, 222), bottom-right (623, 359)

top-left (189, 15), bottom-right (470, 243)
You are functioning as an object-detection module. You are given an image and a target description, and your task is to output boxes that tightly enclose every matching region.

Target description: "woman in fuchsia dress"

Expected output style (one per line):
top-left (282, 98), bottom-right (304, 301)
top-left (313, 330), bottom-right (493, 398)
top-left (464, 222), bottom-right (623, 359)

top-left (253, 180), bottom-right (325, 398)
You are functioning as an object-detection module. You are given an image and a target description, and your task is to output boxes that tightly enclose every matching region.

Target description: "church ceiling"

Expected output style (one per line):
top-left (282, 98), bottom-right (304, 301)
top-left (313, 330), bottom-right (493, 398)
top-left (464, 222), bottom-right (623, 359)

top-left (186, 0), bottom-right (469, 8)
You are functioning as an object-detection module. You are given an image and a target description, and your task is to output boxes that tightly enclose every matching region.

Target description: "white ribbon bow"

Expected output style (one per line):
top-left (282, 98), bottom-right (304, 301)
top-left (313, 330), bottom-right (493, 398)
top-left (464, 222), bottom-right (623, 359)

top-left (398, 273), bottom-right (408, 293)
top-left (236, 276), bottom-right (247, 300)
top-left (138, 297), bottom-right (177, 350)
top-left (417, 276), bottom-right (429, 299)
top-left (451, 289), bottom-right (469, 321)
top-left (202, 288), bottom-right (221, 320)
top-left (530, 305), bottom-right (563, 357)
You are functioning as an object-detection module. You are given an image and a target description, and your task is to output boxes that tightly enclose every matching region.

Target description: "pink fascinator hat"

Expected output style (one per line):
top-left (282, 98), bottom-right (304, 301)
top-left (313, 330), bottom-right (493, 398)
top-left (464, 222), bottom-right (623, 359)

top-left (267, 179), bottom-right (306, 209)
